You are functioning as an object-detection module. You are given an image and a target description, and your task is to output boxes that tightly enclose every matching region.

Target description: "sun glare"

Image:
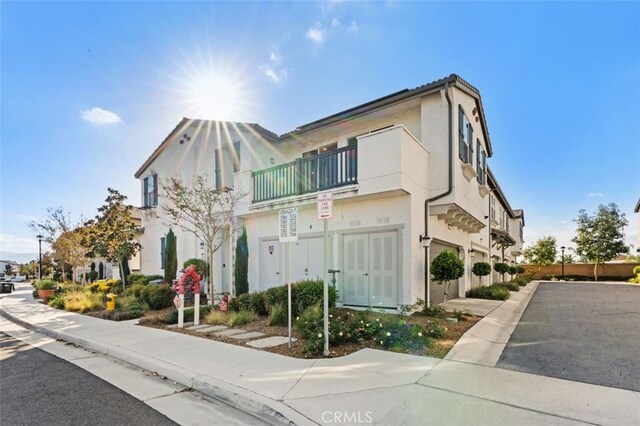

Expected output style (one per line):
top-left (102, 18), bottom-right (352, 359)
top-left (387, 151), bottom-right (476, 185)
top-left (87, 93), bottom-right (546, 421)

top-left (188, 72), bottom-right (243, 121)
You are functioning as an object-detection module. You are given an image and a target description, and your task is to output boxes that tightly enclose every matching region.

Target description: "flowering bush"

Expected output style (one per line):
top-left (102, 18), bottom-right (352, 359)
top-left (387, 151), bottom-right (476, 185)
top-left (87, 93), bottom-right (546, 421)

top-left (87, 279), bottom-right (121, 294)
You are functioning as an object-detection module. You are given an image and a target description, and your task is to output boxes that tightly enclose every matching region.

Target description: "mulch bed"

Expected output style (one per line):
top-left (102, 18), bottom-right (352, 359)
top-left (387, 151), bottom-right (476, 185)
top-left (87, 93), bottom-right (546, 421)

top-left (138, 308), bottom-right (479, 359)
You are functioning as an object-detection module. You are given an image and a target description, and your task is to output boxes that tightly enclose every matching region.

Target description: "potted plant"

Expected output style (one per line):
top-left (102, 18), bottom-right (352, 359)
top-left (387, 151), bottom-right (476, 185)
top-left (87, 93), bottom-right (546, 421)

top-left (35, 279), bottom-right (57, 299)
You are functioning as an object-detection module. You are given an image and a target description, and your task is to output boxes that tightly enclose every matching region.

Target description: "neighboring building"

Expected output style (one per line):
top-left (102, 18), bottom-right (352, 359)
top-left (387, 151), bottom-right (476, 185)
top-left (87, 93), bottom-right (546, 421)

top-left (635, 199), bottom-right (640, 254)
top-left (135, 74), bottom-right (525, 308)
top-left (0, 260), bottom-right (20, 277)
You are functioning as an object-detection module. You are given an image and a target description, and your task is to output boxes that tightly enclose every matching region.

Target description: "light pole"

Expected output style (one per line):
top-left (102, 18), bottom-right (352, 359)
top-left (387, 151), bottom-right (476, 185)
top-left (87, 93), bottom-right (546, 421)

top-left (36, 234), bottom-right (43, 280)
top-left (560, 246), bottom-right (566, 281)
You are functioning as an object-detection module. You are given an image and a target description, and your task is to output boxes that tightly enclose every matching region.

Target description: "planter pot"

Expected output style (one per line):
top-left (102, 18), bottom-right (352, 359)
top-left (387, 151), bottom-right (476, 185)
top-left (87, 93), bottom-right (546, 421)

top-left (38, 289), bottom-right (55, 299)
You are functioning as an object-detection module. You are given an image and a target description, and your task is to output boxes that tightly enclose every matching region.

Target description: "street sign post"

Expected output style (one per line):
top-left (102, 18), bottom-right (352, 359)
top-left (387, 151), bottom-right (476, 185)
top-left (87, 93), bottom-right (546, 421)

top-left (279, 208), bottom-right (298, 349)
top-left (317, 193), bottom-right (333, 356)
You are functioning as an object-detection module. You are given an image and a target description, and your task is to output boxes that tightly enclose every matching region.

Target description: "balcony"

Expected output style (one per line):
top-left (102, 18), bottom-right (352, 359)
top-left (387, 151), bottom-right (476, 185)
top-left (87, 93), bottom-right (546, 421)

top-left (252, 146), bottom-right (357, 203)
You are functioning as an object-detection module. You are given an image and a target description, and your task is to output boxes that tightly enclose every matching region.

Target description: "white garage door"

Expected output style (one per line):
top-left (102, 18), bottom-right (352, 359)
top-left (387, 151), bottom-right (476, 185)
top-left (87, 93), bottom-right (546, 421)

top-left (343, 231), bottom-right (398, 308)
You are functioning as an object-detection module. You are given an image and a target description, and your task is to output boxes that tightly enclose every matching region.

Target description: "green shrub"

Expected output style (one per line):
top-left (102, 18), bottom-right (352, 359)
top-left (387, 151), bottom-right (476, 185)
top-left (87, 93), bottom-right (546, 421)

top-left (234, 227), bottom-right (249, 295)
top-left (422, 303), bottom-right (445, 318)
top-left (511, 276), bottom-right (531, 286)
top-left (633, 266), bottom-right (640, 276)
top-left (494, 282), bottom-right (520, 292)
top-left (493, 262), bottom-right (510, 275)
top-left (127, 273), bottom-right (145, 285)
top-left (125, 283), bottom-right (147, 299)
top-left (47, 295), bottom-right (65, 309)
top-left (264, 285), bottom-right (288, 308)
top-left (466, 285), bottom-right (510, 301)
top-left (249, 292), bottom-right (268, 316)
top-left (268, 304), bottom-right (287, 326)
top-left (87, 279), bottom-right (122, 294)
top-left (35, 280), bottom-right (57, 290)
top-left (111, 310), bottom-right (144, 321)
top-left (451, 308), bottom-right (470, 321)
top-left (471, 262), bottom-right (491, 278)
top-left (517, 266), bottom-right (526, 274)
top-left (164, 306), bottom-right (213, 324)
top-left (117, 295), bottom-right (149, 312)
top-left (228, 310), bottom-right (257, 327)
top-left (230, 293), bottom-right (252, 312)
top-left (141, 284), bottom-right (173, 310)
top-left (431, 250), bottom-right (464, 302)
top-left (58, 284), bottom-right (84, 294)
top-left (292, 279), bottom-right (337, 316)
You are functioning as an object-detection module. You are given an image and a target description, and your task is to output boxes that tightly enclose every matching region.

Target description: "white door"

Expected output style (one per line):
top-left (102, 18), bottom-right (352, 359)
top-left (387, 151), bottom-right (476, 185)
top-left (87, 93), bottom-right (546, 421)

top-left (369, 232), bottom-right (398, 308)
top-left (306, 238), bottom-right (325, 279)
top-left (343, 232), bottom-right (398, 308)
top-left (260, 240), bottom-right (281, 290)
top-left (290, 240), bottom-right (308, 282)
top-left (290, 238), bottom-right (325, 282)
top-left (343, 234), bottom-right (370, 307)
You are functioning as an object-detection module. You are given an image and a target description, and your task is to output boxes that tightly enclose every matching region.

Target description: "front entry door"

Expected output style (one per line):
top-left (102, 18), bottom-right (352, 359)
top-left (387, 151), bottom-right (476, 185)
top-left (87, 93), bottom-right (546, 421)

top-left (260, 240), bottom-right (281, 290)
top-left (343, 231), bottom-right (398, 308)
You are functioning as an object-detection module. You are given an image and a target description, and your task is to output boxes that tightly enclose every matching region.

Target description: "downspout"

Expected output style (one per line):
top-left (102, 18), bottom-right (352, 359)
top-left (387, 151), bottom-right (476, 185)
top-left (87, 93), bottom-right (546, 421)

top-left (423, 81), bottom-right (453, 306)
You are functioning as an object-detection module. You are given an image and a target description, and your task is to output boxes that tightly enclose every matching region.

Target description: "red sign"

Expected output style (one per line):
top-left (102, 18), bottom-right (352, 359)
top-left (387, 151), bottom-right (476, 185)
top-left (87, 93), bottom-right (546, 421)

top-left (173, 295), bottom-right (181, 309)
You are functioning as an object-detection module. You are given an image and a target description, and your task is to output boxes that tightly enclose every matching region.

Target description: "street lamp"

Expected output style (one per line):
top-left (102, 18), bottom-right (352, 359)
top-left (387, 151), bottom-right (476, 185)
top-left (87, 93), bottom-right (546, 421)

top-left (36, 234), bottom-right (43, 280)
top-left (560, 246), bottom-right (566, 281)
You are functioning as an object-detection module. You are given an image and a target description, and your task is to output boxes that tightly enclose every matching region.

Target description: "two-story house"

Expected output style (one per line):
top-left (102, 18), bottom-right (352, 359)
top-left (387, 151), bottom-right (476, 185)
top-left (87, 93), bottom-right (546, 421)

top-left (135, 74), bottom-right (524, 309)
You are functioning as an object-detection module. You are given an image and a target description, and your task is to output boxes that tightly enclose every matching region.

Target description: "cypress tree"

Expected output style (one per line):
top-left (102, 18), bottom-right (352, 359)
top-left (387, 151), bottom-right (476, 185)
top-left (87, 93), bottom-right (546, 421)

top-left (164, 228), bottom-right (178, 284)
top-left (234, 227), bottom-right (249, 295)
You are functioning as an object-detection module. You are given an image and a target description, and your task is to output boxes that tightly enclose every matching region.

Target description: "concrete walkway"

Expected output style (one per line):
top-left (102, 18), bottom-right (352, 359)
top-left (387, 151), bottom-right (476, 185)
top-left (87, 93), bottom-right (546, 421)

top-left (1, 283), bottom-right (638, 426)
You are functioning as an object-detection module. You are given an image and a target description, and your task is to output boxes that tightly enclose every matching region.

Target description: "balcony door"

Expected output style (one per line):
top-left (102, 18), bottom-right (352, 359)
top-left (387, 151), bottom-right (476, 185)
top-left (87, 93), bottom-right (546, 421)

top-left (301, 143), bottom-right (337, 193)
top-left (342, 231), bottom-right (398, 308)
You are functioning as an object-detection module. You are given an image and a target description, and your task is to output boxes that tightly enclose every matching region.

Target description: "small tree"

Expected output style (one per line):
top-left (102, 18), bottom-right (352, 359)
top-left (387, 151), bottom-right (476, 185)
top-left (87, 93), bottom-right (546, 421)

top-left (156, 175), bottom-right (245, 304)
top-left (234, 226), bottom-right (249, 296)
top-left (471, 262), bottom-right (491, 287)
top-left (523, 236), bottom-right (557, 270)
top-left (431, 249), bottom-right (464, 304)
top-left (164, 228), bottom-right (177, 284)
top-left (572, 203), bottom-right (629, 281)
top-left (493, 262), bottom-right (510, 281)
top-left (83, 188), bottom-right (141, 291)
top-left (52, 228), bottom-right (89, 284)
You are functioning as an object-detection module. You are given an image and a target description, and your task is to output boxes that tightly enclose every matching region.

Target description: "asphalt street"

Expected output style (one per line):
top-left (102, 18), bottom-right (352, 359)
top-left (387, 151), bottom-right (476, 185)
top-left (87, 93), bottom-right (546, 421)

top-left (0, 332), bottom-right (178, 426)
top-left (498, 282), bottom-right (640, 392)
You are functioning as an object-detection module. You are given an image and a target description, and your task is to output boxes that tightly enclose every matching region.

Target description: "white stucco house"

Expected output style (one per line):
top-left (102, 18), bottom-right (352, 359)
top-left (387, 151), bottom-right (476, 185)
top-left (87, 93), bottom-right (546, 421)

top-left (135, 74), bottom-right (525, 308)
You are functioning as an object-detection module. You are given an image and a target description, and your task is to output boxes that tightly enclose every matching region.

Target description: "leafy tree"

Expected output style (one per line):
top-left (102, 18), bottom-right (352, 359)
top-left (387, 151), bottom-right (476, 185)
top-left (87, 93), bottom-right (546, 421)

top-left (83, 188), bottom-right (141, 291)
top-left (183, 258), bottom-right (207, 277)
top-left (28, 207), bottom-right (72, 245)
top-left (493, 262), bottom-right (510, 281)
top-left (572, 203), bottom-right (629, 281)
top-left (523, 236), bottom-right (557, 269)
top-left (52, 228), bottom-right (89, 284)
top-left (431, 249), bottom-right (464, 303)
top-left (234, 227), bottom-right (249, 295)
top-left (4, 264), bottom-right (13, 276)
top-left (164, 228), bottom-right (177, 284)
top-left (471, 262), bottom-right (491, 287)
top-left (155, 175), bottom-right (245, 304)
top-left (556, 253), bottom-right (575, 264)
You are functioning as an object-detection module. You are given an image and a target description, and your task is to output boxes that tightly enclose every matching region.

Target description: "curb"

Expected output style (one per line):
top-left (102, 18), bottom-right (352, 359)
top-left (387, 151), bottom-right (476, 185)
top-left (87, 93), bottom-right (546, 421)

top-left (0, 295), bottom-right (314, 426)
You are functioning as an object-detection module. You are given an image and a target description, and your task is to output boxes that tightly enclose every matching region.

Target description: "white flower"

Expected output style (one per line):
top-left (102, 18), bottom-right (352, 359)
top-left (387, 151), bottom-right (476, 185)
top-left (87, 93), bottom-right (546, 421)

top-left (380, 341), bottom-right (384, 345)
top-left (418, 332), bottom-right (423, 337)
top-left (317, 333), bottom-right (323, 338)
top-left (329, 314), bottom-right (333, 318)
top-left (386, 332), bottom-right (391, 337)
top-left (339, 332), bottom-right (343, 336)
top-left (444, 327), bottom-right (448, 331)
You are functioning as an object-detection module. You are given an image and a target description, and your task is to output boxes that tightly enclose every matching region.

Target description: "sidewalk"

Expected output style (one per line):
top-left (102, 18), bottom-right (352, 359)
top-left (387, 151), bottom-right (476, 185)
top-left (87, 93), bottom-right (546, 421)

top-left (2, 283), bottom-right (638, 426)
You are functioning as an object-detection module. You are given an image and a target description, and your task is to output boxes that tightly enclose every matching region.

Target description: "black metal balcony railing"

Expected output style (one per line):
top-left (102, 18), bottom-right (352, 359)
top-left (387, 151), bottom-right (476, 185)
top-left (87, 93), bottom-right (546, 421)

top-left (252, 146), bottom-right (357, 202)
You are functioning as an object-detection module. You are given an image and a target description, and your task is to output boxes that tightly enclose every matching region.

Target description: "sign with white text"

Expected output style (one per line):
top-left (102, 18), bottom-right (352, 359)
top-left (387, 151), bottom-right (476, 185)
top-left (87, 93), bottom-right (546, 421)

top-left (317, 192), bottom-right (333, 220)
top-left (279, 208), bottom-right (298, 242)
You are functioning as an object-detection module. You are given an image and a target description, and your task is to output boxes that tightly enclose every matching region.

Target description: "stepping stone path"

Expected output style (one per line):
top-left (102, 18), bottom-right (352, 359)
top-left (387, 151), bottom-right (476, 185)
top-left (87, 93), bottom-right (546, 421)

top-left (247, 336), bottom-right (296, 348)
top-left (214, 329), bottom-right (247, 337)
top-left (167, 322), bottom-right (193, 329)
top-left (196, 325), bottom-right (228, 333)
top-left (187, 324), bottom-right (212, 331)
top-left (229, 331), bottom-right (265, 340)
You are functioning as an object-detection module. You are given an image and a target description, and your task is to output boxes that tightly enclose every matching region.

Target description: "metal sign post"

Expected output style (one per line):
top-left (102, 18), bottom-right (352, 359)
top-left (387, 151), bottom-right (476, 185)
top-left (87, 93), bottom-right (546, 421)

top-left (317, 192), bottom-right (333, 356)
top-left (279, 208), bottom-right (298, 349)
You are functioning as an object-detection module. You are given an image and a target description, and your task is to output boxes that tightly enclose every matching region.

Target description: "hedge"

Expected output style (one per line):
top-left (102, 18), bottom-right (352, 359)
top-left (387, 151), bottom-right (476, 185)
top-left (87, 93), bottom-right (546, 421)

top-left (165, 306), bottom-right (213, 324)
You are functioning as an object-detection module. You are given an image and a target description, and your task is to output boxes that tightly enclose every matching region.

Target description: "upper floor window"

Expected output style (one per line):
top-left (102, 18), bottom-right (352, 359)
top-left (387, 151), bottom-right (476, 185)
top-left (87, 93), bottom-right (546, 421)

top-left (215, 142), bottom-right (240, 190)
top-left (458, 107), bottom-right (473, 164)
top-left (490, 195), bottom-right (496, 220)
top-left (143, 174), bottom-right (158, 207)
top-left (476, 140), bottom-right (487, 185)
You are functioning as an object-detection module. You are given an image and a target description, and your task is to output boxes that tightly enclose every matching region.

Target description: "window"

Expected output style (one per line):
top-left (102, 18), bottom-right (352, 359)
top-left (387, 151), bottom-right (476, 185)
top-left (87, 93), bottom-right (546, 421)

top-left (215, 142), bottom-right (240, 190)
top-left (490, 196), bottom-right (496, 220)
top-left (476, 140), bottom-right (487, 185)
top-left (458, 107), bottom-right (473, 164)
top-left (143, 174), bottom-right (158, 207)
top-left (160, 237), bottom-right (166, 270)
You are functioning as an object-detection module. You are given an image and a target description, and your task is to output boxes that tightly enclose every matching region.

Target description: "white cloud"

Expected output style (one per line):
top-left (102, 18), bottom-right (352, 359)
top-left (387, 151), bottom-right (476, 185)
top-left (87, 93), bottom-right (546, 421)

top-left (306, 23), bottom-right (326, 44)
top-left (0, 233), bottom-right (40, 253)
top-left (347, 20), bottom-right (359, 34)
top-left (587, 192), bottom-right (604, 197)
top-left (331, 18), bottom-right (341, 28)
top-left (269, 52), bottom-right (280, 62)
top-left (260, 65), bottom-right (287, 83)
top-left (80, 107), bottom-right (121, 125)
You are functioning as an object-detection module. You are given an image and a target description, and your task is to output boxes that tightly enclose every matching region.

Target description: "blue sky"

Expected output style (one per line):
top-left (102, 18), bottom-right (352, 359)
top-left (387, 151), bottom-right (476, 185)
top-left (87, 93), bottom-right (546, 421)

top-left (1, 1), bottom-right (639, 258)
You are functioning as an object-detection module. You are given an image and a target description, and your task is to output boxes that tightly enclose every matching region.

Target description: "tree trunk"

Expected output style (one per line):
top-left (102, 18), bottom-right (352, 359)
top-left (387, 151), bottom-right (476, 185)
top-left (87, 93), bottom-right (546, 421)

top-left (72, 266), bottom-right (77, 284)
top-left (442, 281), bottom-right (449, 304)
top-left (594, 263), bottom-right (598, 282)
top-left (208, 251), bottom-right (215, 306)
top-left (120, 262), bottom-right (126, 292)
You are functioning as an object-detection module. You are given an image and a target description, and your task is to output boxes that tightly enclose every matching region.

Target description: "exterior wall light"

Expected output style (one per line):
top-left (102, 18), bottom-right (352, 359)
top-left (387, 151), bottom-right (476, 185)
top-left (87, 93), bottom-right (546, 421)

top-left (419, 234), bottom-right (431, 248)
top-left (468, 248), bottom-right (476, 257)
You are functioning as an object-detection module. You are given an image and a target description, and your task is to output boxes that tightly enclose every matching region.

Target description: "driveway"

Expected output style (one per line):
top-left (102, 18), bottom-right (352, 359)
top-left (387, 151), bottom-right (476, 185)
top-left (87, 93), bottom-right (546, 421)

top-left (498, 282), bottom-right (640, 392)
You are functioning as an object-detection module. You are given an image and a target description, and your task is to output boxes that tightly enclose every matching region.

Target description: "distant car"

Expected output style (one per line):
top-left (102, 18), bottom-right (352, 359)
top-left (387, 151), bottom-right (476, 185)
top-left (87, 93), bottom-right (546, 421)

top-left (7, 275), bottom-right (26, 282)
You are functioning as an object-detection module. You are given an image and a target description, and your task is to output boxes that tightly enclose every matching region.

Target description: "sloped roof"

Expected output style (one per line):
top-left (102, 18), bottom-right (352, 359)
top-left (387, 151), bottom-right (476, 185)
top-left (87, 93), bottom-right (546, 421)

top-left (635, 198), bottom-right (640, 213)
